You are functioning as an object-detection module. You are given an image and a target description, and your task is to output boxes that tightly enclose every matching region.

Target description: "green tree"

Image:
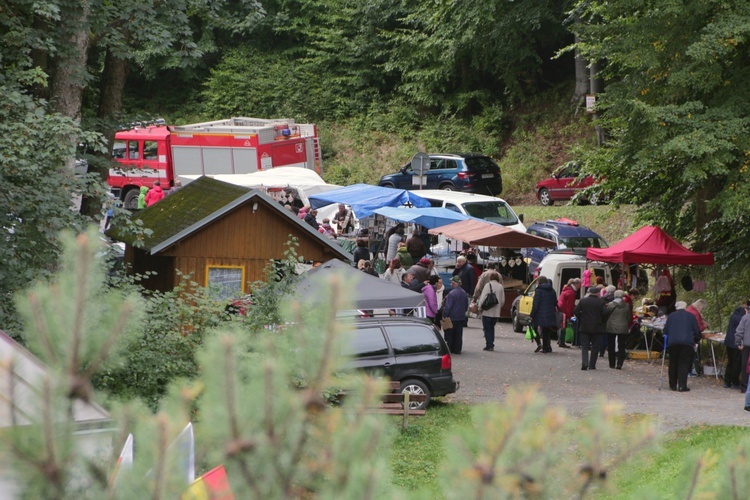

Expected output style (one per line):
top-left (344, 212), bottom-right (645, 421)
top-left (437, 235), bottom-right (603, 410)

top-left (571, 0), bottom-right (750, 259)
top-left (386, 0), bottom-right (571, 115)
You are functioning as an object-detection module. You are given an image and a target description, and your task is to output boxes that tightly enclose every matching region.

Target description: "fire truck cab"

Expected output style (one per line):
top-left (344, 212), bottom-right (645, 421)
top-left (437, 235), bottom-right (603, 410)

top-left (109, 117), bottom-right (322, 209)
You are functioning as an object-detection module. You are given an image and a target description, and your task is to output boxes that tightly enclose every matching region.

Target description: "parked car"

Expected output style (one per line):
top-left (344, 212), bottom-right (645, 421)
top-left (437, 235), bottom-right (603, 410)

top-left (510, 253), bottom-right (613, 332)
top-left (379, 153), bottom-right (502, 195)
top-left (342, 317), bottom-right (459, 410)
top-left (535, 161), bottom-right (597, 206)
top-left (521, 219), bottom-right (607, 275)
top-left (413, 190), bottom-right (525, 232)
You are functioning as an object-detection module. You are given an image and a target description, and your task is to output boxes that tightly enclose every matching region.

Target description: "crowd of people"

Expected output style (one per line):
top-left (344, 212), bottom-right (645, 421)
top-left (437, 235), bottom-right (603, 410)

top-left (313, 204), bottom-right (746, 410)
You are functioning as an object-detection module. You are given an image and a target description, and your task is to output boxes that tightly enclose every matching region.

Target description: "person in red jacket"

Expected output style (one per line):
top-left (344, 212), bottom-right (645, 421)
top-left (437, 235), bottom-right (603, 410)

top-left (557, 278), bottom-right (580, 348)
top-left (145, 181), bottom-right (165, 206)
top-left (686, 299), bottom-right (709, 332)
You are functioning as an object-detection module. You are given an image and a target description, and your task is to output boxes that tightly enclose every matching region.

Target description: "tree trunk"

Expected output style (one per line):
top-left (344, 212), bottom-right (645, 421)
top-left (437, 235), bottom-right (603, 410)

top-left (80, 49), bottom-right (129, 219)
top-left (49, 0), bottom-right (91, 214)
top-left (590, 62), bottom-right (606, 145)
top-left (572, 35), bottom-right (589, 111)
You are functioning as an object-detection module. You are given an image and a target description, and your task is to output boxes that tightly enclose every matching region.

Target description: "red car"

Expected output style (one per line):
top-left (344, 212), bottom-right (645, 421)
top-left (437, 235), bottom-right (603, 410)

top-left (535, 162), bottom-right (597, 206)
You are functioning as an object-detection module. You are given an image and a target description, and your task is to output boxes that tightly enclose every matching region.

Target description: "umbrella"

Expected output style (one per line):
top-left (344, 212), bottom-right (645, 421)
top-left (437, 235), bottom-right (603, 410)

top-left (372, 206), bottom-right (472, 229)
top-left (428, 219), bottom-right (557, 248)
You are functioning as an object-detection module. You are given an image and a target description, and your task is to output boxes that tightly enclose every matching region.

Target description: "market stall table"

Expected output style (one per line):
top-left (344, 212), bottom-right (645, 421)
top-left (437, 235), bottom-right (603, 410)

top-left (701, 332), bottom-right (725, 380)
top-left (638, 317), bottom-right (665, 359)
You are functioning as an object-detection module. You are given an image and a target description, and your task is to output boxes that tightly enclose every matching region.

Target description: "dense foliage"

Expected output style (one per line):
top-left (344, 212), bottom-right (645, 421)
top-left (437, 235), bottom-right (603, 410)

top-left (4, 0), bottom-right (750, 331)
top-left (7, 229), bottom-right (750, 498)
top-left (571, 0), bottom-right (750, 260)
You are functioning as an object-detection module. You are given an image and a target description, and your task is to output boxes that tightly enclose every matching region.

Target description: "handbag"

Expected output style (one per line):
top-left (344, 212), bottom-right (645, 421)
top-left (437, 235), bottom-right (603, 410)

top-left (440, 317), bottom-right (453, 330)
top-left (481, 284), bottom-right (499, 311)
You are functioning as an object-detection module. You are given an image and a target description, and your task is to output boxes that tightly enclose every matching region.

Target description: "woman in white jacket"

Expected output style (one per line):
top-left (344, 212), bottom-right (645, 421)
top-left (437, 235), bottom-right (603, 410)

top-left (478, 272), bottom-right (504, 351)
top-left (382, 258), bottom-right (405, 285)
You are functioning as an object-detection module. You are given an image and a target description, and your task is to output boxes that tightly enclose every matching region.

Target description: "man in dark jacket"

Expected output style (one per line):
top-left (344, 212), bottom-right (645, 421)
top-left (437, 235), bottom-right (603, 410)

top-left (574, 286), bottom-right (607, 370)
top-left (724, 301), bottom-right (748, 389)
top-left (664, 301), bottom-right (702, 392)
top-left (443, 276), bottom-right (470, 354)
top-left (452, 256), bottom-right (476, 296)
top-left (530, 276), bottom-right (558, 353)
top-left (407, 258), bottom-right (431, 283)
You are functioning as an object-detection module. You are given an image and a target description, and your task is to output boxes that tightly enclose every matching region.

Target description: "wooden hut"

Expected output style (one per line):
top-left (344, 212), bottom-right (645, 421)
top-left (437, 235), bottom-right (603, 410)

top-left (108, 176), bottom-right (353, 296)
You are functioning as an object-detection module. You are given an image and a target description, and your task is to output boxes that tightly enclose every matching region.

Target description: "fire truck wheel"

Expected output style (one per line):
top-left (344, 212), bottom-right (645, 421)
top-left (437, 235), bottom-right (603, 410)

top-left (123, 189), bottom-right (139, 210)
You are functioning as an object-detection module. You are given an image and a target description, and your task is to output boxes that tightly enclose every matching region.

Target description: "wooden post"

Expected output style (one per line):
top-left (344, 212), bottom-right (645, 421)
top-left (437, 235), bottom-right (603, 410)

top-left (402, 392), bottom-right (410, 431)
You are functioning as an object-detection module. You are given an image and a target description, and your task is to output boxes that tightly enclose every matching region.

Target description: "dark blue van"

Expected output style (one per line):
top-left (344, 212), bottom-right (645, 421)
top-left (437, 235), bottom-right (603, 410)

top-left (378, 153), bottom-right (502, 195)
top-left (521, 219), bottom-right (608, 275)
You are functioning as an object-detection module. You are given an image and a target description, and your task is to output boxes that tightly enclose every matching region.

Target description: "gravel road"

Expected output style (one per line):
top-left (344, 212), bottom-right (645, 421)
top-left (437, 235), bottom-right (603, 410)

top-left (444, 318), bottom-right (750, 432)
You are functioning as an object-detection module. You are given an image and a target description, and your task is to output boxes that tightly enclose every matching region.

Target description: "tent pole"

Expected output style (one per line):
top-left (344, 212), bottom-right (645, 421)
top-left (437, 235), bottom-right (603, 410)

top-left (713, 264), bottom-right (722, 331)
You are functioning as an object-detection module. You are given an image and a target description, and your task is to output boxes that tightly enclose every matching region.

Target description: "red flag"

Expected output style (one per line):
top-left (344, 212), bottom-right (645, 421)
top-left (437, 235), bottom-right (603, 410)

top-left (182, 465), bottom-right (234, 500)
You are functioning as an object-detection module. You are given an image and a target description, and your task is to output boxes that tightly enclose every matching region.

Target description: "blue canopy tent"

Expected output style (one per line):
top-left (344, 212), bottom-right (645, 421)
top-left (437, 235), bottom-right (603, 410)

top-left (308, 184), bottom-right (431, 218)
top-left (372, 206), bottom-right (472, 229)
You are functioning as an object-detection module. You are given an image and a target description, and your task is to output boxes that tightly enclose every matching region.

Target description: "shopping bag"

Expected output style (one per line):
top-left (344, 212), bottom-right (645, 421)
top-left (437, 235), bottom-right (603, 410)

top-left (565, 325), bottom-right (575, 343)
top-left (440, 317), bottom-right (453, 330)
top-left (372, 258), bottom-right (386, 275)
top-left (525, 325), bottom-right (537, 341)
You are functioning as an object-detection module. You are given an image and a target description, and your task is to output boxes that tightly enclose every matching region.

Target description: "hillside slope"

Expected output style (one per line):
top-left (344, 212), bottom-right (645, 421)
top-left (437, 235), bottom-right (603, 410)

top-left (320, 83), bottom-right (597, 206)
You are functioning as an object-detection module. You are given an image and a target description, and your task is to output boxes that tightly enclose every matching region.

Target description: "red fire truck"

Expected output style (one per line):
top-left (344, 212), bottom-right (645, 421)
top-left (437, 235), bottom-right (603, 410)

top-left (108, 117), bottom-right (322, 208)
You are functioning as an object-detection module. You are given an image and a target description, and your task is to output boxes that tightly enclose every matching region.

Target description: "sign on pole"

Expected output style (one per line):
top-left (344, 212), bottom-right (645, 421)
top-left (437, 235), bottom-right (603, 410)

top-left (411, 152), bottom-right (431, 189)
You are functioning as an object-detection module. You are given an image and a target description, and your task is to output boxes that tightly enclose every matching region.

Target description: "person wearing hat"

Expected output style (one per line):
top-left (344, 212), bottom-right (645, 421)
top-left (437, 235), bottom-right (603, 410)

top-left (664, 301), bottom-right (702, 391)
top-left (530, 276), bottom-right (559, 353)
top-left (574, 285), bottom-right (608, 370)
top-left (605, 290), bottom-right (631, 369)
top-left (408, 257), bottom-right (432, 283)
top-left (443, 276), bottom-right (470, 354)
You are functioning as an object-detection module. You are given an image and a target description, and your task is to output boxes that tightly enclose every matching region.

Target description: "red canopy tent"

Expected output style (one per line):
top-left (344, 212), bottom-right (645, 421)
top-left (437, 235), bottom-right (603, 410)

top-left (586, 225), bottom-right (714, 265)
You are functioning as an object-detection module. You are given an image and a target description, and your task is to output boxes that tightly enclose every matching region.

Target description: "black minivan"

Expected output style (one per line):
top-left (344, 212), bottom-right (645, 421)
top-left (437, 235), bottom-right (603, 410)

top-left (343, 317), bottom-right (459, 410)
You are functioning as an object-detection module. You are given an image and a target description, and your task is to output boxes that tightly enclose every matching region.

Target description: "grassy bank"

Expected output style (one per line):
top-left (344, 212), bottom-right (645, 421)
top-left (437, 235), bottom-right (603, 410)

top-left (388, 403), bottom-right (747, 498)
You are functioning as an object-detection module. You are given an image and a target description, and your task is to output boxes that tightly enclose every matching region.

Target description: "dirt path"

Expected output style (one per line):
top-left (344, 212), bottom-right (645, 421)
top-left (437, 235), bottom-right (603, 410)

top-left (446, 318), bottom-right (749, 432)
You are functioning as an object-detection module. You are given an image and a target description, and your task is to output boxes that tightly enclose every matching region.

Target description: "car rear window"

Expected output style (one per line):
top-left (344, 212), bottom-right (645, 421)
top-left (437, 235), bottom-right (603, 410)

top-left (462, 201), bottom-right (518, 225)
top-left (385, 325), bottom-right (440, 354)
top-left (345, 327), bottom-right (390, 357)
top-left (558, 236), bottom-right (607, 249)
top-left (464, 156), bottom-right (500, 173)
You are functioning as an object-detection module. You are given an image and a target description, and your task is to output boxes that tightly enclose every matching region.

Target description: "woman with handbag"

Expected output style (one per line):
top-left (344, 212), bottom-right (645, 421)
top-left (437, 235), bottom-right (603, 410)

top-left (478, 272), bottom-right (504, 351)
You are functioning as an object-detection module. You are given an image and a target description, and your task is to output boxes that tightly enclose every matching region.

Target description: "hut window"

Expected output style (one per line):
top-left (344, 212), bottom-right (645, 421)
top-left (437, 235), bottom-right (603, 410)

top-left (207, 265), bottom-right (245, 300)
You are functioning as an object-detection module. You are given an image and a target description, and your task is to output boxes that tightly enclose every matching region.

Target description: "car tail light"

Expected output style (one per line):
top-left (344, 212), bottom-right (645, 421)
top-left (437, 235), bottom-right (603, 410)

top-left (441, 353), bottom-right (452, 370)
top-left (456, 172), bottom-right (476, 179)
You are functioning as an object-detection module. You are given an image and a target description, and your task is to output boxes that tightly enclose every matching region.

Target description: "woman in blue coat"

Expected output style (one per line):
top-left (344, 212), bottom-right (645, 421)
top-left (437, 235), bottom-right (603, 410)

top-left (530, 276), bottom-right (559, 353)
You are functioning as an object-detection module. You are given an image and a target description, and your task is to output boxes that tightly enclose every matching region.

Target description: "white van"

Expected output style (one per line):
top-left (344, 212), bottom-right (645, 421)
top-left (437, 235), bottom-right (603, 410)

top-left (510, 252), bottom-right (613, 332)
top-left (413, 190), bottom-right (526, 232)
